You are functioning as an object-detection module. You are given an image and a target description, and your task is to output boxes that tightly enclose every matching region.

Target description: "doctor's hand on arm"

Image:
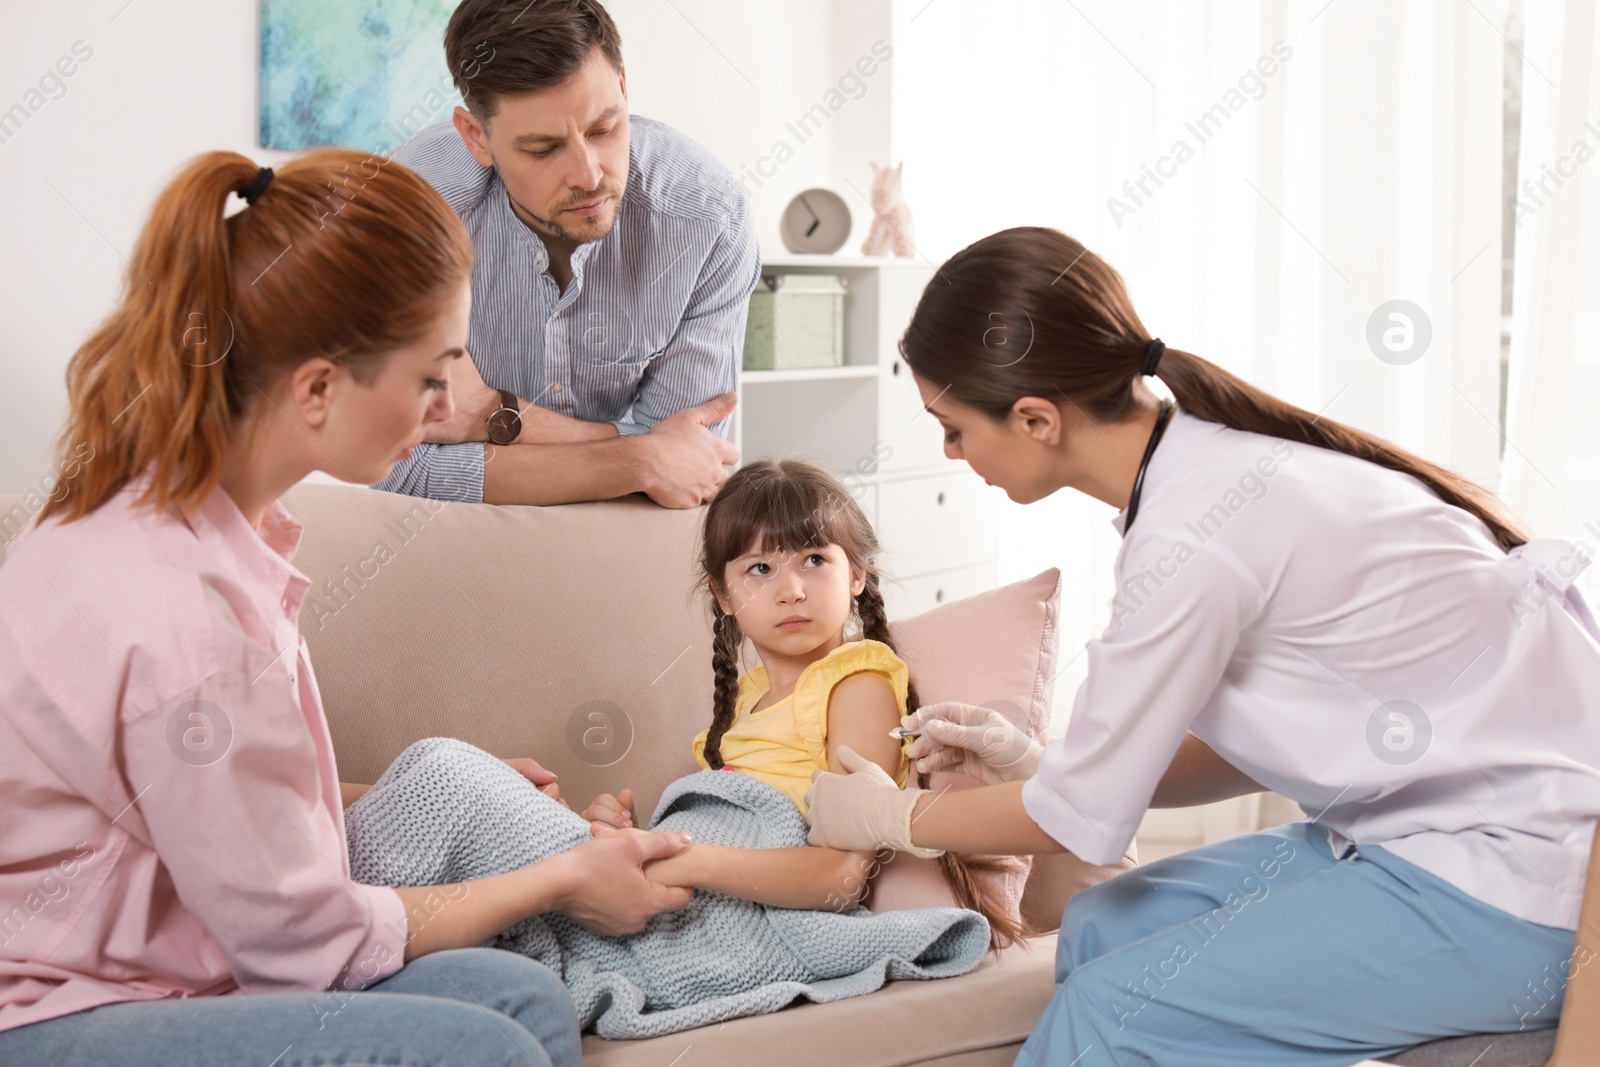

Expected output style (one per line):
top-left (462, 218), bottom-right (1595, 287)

top-left (804, 730), bottom-right (1266, 860)
top-left (804, 749), bottom-right (1066, 857)
top-left (804, 700), bottom-right (1056, 857)
top-left (900, 702), bottom-right (1045, 785)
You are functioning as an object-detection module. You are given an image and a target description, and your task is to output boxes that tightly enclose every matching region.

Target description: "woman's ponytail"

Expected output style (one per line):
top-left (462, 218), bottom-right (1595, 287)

top-left (37, 148), bottom-right (474, 527)
top-left (47, 153), bottom-right (258, 529)
top-left (900, 226), bottom-right (1529, 553)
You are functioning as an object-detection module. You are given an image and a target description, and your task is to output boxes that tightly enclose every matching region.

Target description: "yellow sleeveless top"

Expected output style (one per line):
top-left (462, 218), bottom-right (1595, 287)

top-left (691, 639), bottom-right (914, 814)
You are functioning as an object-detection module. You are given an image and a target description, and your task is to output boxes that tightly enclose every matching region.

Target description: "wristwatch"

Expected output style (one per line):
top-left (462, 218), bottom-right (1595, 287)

top-left (485, 389), bottom-right (522, 446)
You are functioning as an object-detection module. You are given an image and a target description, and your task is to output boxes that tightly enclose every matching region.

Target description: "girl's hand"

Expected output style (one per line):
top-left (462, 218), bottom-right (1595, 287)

top-left (581, 788), bottom-right (636, 835)
top-left (503, 756), bottom-right (567, 806)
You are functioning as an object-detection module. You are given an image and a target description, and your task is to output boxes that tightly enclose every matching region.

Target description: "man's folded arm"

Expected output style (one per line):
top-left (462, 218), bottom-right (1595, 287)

top-left (481, 437), bottom-right (659, 506)
top-left (370, 442), bottom-right (486, 503)
top-left (372, 438), bottom-right (653, 506)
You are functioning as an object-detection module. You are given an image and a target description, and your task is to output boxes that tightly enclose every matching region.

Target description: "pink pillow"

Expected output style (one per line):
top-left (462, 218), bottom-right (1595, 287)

top-left (868, 569), bottom-right (1062, 922)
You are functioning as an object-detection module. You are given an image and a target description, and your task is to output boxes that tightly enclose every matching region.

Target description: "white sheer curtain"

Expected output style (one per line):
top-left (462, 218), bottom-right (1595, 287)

top-left (889, 0), bottom-right (1514, 844)
top-left (1501, 0), bottom-right (1600, 606)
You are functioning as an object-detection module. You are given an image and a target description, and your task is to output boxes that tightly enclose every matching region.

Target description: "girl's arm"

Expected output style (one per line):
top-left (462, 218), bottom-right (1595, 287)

top-left (643, 669), bottom-right (905, 911)
top-left (644, 842), bottom-right (876, 911)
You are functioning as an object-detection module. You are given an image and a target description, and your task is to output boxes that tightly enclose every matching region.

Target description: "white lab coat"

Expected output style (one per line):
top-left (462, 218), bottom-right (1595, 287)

top-left (1021, 405), bottom-right (1600, 930)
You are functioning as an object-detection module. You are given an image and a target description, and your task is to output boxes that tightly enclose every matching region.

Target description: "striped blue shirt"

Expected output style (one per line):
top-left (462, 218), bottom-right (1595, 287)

top-left (372, 114), bottom-right (758, 502)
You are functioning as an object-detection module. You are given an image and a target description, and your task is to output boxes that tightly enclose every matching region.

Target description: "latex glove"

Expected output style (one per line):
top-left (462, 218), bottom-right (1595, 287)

top-left (803, 746), bottom-right (944, 858)
top-left (901, 702), bottom-right (1043, 785)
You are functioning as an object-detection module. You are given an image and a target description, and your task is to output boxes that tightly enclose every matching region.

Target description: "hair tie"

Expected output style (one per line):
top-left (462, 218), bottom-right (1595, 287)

top-left (1141, 337), bottom-right (1165, 376)
top-left (240, 167), bottom-right (275, 205)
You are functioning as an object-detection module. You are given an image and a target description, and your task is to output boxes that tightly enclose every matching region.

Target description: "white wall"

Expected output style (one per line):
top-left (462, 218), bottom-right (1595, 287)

top-left (0, 0), bottom-right (898, 494)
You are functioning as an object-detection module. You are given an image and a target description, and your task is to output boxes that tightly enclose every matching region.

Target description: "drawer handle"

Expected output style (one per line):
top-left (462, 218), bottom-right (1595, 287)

top-left (892, 360), bottom-right (900, 376)
top-left (936, 491), bottom-right (946, 505)
top-left (935, 588), bottom-right (945, 603)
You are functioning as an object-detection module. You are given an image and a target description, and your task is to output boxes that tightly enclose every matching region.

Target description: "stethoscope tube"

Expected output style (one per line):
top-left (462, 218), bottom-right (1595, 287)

top-left (1122, 397), bottom-right (1175, 534)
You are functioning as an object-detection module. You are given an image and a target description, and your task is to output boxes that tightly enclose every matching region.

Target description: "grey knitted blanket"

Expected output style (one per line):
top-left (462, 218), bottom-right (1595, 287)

top-left (344, 737), bottom-right (990, 1038)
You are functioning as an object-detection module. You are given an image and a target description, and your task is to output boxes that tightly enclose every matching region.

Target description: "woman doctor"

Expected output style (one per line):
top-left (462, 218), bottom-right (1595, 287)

top-left (803, 226), bottom-right (1600, 1066)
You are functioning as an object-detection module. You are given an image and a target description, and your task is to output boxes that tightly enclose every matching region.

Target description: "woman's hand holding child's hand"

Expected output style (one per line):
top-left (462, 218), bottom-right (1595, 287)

top-left (581, 788), bottom-right (637, 835)
top-left (552, 829), bottom-right (695, 935)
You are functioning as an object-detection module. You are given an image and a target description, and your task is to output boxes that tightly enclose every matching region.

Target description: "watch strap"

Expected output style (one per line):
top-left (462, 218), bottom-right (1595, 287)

top-left (486, 389), bottom-right (522, 445)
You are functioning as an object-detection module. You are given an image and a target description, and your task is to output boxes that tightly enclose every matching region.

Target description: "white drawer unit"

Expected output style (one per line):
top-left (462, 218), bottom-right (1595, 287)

top-left (883, 562), bottom-right (997, 620)
top-left (875, 469), bottom-right (1000, 580)
top-left (879, 352), bottom-right (950, 472)
top-left (732, 254), bottom-right (999, 612)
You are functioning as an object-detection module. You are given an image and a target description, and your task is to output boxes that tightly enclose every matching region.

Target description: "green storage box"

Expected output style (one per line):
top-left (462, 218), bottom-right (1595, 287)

top-left (742, 272), bottom-right (846, 371)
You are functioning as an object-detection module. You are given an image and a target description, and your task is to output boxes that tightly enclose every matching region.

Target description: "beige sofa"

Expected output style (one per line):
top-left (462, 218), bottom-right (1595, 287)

top-left (10, 479), bottom-right (1596, 1065)
top-left (6, 479), bottom-right (1121, 1065)
top-left (272, 482), bottom-right (1134, 1066)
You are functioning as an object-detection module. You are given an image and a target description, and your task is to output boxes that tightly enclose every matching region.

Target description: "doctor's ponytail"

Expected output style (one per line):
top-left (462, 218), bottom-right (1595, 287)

top-left (900, 226), bottom-right (1529, 552)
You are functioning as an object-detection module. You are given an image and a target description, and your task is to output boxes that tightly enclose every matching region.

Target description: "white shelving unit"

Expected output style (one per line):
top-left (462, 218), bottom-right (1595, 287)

top-left (730, 253), bottom-right (1005, 619)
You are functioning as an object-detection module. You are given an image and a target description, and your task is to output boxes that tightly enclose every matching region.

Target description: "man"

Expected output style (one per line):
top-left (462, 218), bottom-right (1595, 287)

top-left (375, 0), bottom-right (757, 508)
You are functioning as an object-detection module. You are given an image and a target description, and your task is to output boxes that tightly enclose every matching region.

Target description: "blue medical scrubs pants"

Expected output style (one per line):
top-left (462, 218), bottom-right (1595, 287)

top-left (1017, 820), bottom-right (1579, 1066)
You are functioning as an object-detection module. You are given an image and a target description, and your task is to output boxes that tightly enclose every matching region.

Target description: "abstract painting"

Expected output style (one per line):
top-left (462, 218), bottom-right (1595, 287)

top-left (260, 0), bottom-right (461, 154)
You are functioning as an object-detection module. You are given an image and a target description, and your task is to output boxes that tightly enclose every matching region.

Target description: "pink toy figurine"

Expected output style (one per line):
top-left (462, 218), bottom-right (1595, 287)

top-left (860, 161), bottom-right (915, 257)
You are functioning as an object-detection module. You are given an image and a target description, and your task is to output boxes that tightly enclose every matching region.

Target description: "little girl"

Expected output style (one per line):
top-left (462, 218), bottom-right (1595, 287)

top-left (584, 458), bottom-right (1028, 947)
top-left (337, 459), bottom-right (1014, 1035)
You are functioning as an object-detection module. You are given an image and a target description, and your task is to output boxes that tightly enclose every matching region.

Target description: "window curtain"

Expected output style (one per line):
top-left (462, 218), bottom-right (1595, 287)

top-left (890, 0), bottom-right (1513, 844)
top-left (1500, 0), bottom-right (1600, 607)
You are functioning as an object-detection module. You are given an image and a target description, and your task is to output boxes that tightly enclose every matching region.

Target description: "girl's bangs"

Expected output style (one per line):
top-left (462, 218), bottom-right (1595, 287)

top-left (746, 482), bottom-right (847, 557)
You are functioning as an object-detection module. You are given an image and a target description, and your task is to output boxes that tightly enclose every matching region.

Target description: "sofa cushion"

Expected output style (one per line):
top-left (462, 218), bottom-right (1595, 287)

top-left (280, 485), bottom-right (714, 829)
top-left (1376, 1029), bottom-right (1556, 1067)
top-left (578, 934), bottom-right (1061, 1067)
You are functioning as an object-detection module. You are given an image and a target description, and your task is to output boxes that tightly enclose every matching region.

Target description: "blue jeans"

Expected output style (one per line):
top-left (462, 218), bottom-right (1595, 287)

top-left (0, 947), bottom-right (580, 1067)
top-left (1017, 820), bottom-right (1579, 1066)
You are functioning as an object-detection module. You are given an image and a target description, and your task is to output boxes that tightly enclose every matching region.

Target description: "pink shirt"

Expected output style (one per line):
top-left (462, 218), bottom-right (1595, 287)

top-left (0, 470), bottom-right (408, 1034)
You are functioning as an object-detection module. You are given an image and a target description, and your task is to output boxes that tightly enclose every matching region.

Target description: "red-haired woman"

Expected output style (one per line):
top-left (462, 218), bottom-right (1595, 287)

top-left (0, 152), bottom-right (693, 1067)
top-left (804, 226), bottom-right (1600, 1065)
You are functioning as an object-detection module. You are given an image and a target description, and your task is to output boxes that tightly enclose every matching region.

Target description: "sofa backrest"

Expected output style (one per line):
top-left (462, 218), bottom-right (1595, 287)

top-left (0, 483), bottom-right (1084, 932)
top-left (276, 484), bottom-right (715, 814)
